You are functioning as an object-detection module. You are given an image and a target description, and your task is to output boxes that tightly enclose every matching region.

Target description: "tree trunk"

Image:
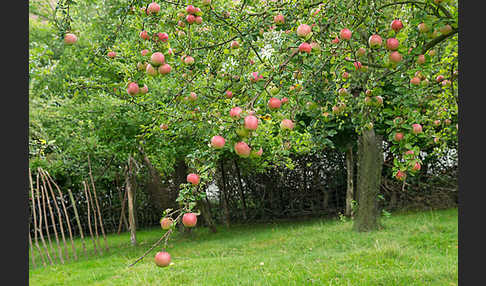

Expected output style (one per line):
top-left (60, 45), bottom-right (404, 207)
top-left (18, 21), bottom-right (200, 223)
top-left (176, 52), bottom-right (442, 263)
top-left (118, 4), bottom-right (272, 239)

top-left (218, 159), bottom-right (230, 228)
top-left (353, 128), bottom-right (383, 232)
top-left (126, 157), bottom-right (137, 246)
top-left (345, 145), bottom-right (355, 217)
top-left (233, 159), bottom-right (248, 220)
top-left (197, 195), bottom-right (217, 233)
top-left (140, 149), bottom-right (178, 213)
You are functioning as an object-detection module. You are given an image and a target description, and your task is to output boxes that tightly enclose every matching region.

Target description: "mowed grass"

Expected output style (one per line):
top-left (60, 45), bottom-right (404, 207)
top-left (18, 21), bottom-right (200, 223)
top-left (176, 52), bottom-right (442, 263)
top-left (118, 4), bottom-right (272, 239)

top-left (29, 208), bottom-right (458, 286)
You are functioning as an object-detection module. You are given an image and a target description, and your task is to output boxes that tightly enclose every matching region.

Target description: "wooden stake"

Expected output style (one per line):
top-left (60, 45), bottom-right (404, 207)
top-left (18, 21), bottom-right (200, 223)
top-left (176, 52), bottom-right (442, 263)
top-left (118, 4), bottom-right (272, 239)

top-left (126, 156), bottom-right (137, 246)
top-left (40, 178), bottom-right (56, 262)
top-left (29, 231), bottom-right (37, 268)
top-left (40, 168), bottom-right (69, 262)
top-left (29, 169), bottom-right (47, 266)
top-left (44, 170), bottom-right (77, 261)
top-left (117, 187), bottom-right (128, 234)
top-left (67, 189), bottom-right (87, 257)
top-left (37, 180), bottom-right (54, 265)
top-left (39, 171), bottom-right (64, 264)
top-left (86, 182), bottom-right (102, 255)
top-left (87, 155), bottom-right (109, 252)
top-left (83, 181), bottom-right (100, 255)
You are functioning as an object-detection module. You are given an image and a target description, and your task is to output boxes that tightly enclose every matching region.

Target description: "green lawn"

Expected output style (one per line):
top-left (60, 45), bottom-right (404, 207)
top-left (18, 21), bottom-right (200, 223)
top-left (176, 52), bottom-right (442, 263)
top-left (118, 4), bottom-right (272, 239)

top-left (29, 208), bottom-right (458, 286)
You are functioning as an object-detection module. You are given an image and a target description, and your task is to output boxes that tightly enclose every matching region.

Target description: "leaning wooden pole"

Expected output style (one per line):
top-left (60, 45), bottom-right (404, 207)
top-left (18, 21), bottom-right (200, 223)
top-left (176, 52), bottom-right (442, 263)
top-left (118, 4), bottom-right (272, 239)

top-left (37, 182), bottom-right (54, 265)
top-left (86, 182), bottom-right (102, 255)
top-left (45, 171), bottom-right (77, 261)
top-left (39, 171), bottom-right (64, 264)
top-left (126, 157), bottom-right (137, 246)
top-left (67, 189), bottom-right (87, 257)
top-left (40, 180), bottom-right (57, 263)
top-left (83, 181), bottom-right (100, 255)
top-left (117, 187), bottom-right (128, 234)
top-left (29, 231), bottom-right (37, 268)
top-left (29, 169), bottom-right (47, 266)
top-left (87, 155), bottom-right (109, 252)
top-left (40, 169), bottom-right (69, 262)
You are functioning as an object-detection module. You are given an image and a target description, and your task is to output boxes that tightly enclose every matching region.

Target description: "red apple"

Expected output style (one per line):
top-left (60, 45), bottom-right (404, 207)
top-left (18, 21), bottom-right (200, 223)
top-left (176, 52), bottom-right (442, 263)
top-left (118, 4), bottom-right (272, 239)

top-left (274, 14), bottom-right (285, 25)
top-left (186, 5), bottom-right (196, 14)
top-left (412, 162), bottom-right (421, 172)
top-left (230, 107), bottom-right (242, 119)
top-left (385, 38), bottom-right (399, 51)
top-left (281, 97), bottom-right (289, 104)
top-left (368, 34), bottom-right (382, 48)
top-left (147, 2), bottom-right (160, 14)
top-left (342, 71), bottom-right (350, 79)
top-left (187, 173), bottom-right (200, 185)
top-left (340, 28), bottom-right (352, 40)
top-left (390, 19), bottom-right (403, 32)
top-left (186, 14), bottom-right (196, 24)
top-left (126, 82), bottom-right (139, 95)
top-left (157, 32), bottom-right (169, 42)
top-left (331, 37), bottom-right (340, 44)
top-left (410, 77), bottom-right (421, 85)
top-left (184, 56), bottom-right (195, 65)
top-left (412, 123), bottom-right (423, 134)
top-left (280, 119), bottom-right (294, 130)
top-left (107, 51), bottom-right (116, 58)
top-left (211, 135), bottom-right (226, 149)
top-left (189, 92), bottom-right (197, 101)
top-left (225, 90), bottom-right (233, 98)
top-left (64, 33), bottom-right (77, 45)
top-left (356, 47), bottom-right (366, 57)
top-left (394, 132), bottom-right (404, 141)
top-left (296, 24), bottom-right (311, 37)
top-left (150, 52), bottom-right (165, 66)
top-left (268, 97), bottom-right (282, 110)
top-left (417, 54), bottom-right (426, 64)
top-left (375, 96), bottom-right (383, 105)
top-left (195, 16), bottom-right (202, 24)
top-left (235, 142), bottom-right (251, 157)
top-left (139, 30), bottom-right (150, 40)
top-left (183, 213), bottom-right (197, 227)
top-left (299, 42), bottom-right (312, 53)
top-left (244, 115), bottom-right (258, 130)
top-left (141, 49), bottom-right (150, 56)
top-left (160, 123), bottom-right (168, 130)
top-left (396, 170), bottom-right (406, 181)
top-left (160, 218), bottom-right (173, 230)
top-left (154, 252), bottom-right (171, 267)
top-left (436, 75), bottom-right (445, 82)
top-left (389, 51), bottom-right (402, 63)
top-left (250, 72), bottom-right (263, 82)
top-left (354, 61), bottom-right (362, 70)
top-left (158, 64), bottom-right (171, 74)
top-left (230, 41), bottom-right (240, 49)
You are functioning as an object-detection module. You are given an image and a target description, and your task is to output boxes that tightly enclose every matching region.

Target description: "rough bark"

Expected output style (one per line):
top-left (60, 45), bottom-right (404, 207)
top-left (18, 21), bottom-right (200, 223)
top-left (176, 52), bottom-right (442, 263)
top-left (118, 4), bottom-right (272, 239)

top-left (345, 145), bottom-right (355, 217)
top-left (353, 128), bottom-right (384, 232)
